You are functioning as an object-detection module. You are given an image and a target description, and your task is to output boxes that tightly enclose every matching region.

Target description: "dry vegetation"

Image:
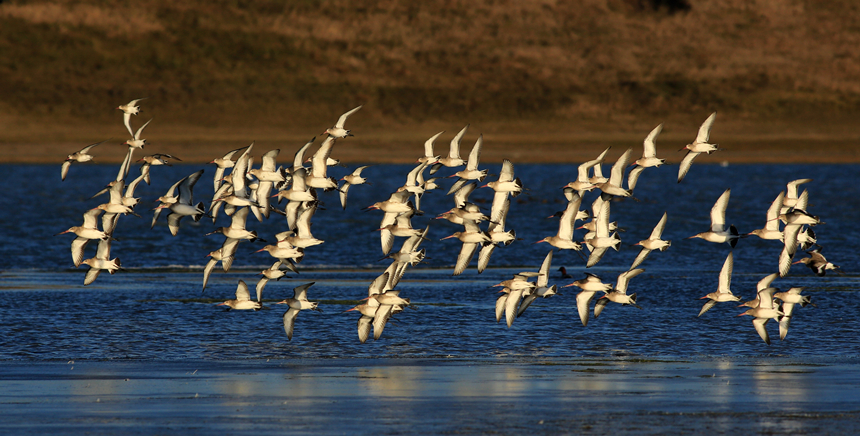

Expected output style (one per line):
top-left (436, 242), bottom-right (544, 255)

top-left (1, 0), bottom-right (859, 163)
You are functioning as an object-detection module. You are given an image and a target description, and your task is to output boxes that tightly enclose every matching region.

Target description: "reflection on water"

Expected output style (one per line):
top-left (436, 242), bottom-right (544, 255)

top-left (0, 163), bottom-right (858, 361)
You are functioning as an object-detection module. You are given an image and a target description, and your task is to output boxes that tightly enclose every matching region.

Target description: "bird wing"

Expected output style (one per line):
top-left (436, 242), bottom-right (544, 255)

top-left (235, 280), bottom-right (251, 301)
top-left (453, 242), bottom-right (478, 276)
top-left (380, 229), bottom-right (394, 255)
top-left (134, 118), bottom-right (152, 141)
top-left (368, 272), bottom-right (389, 297)
top-left (95, 238), bottom-right (112, 260)
top-left (629, 247), bottom-right (651, 270)
top-left (495, 293), bottom-right (508, 322)
top-left (785, 178), bottom-right (812, 199)
top-left (779, 224), bottom-right (802, 276)
top-left (261, 148), bottom-right (280, 172)
top-left (778, 312), bottom-right (792, 341)
top-left (718, 252), bottom-right (733, 293)
top-left (448, 125), bottom-right (469, 159)
top-left (84, 268), bottom-right (101, 286)
top-left (586, 247), bottom-right (608, 268)
top-left (357, 316), bottom-right (373, 344)
top-left (642, 123), bottom-right (663, 158)
top-left (476, 243), bottom-right (496, 274)
top-left (82, 208), bottom-right (103, 228)
top-left (71, 237), bottom-right (89, 267)
top-left (504, 289), bottom-right (523, 327)
top-left (752, 317), bottom-right (771, 345)
top-left (594, 197), bottom-right (611, 238)
top-left (283, 308), bottom-right (300, 340)
top-left (709, 189), bottom-right (731, 233)
top-left (339, 182), bottom-right (351, 209)
top-left (608, 147), bottom-right (633, 187)
top-left (453, 182), bottom-right (476, 208)
top-left (292, 137), bottom-right (315, 170)
top-left (465, 135), bottom-right (483, 171)
top-left (424, 131), bottom-right (444, 158)
top-left (627, 165), bottom-right (644, 191)
top-left (489, 194), bottom-right (510, 231)
top-left (296, 204), bottom-right (316, 239)
top-left (178, 169), bottom-right (204, 205)
top-left (311, 137), bottom-right (336, 178)
top-left (536, 251), bottom-right (553, 287)
top-left (594, 297), bottom-right (609, 318)
top-left (61, 161), bottom-right (71, 181)
top-left (697, 299), bottom-right (717, 317)
top-left (615, 268), bottom-right (645, 293)
top-left (202, 258), bottom-right (217, 292)
top-left (765, 191), bottom-right (786, 231)
top-left (293, 282), bottom-right (314, 301)
top-left (335, 105), bottom-right (362, 129)
top-left (372, 305), bottom-right (394, 340)
top-left (229, 206), bottom-right (250, 231)
top-left (576, 291), bottom-right (597, 326)
top-left (498, 159), bottom-right (515, 183)
top-left (649, 212), bottom-right (668, 239)
top-left (695, 112), bottom-right (717, 144)
top-left (677, 151), bottom-right (699, 183)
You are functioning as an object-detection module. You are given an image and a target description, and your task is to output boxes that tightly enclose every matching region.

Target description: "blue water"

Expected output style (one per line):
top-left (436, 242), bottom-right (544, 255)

top-left (1, 162), bottom-right (858, 360)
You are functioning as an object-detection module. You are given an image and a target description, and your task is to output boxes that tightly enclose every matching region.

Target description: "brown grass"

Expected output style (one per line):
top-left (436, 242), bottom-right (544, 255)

top-left (1, 0), bottom-right (859, 163)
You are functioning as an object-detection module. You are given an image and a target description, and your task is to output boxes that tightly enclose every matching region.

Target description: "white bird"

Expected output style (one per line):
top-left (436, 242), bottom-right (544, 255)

top-left (322, 105), bottom-right (362, 138)
top-left (588, 146), bottom-right (611, 185)
top-left (431, 125), bottom-right (469, 174)
top-left (217, 280), bottom-right (262, 310)
top-left (56, 208), bottom-right (109, 267)
top-left (517, 251), bottom-right (558, 317)
top-left (794, 247), bottom-right (840, 276)
top-left (477, 197), bottom-right (516, 273)
top-left (630, 212), bottom-right (670, 269)
top-left (210, 145), bottom-right (249, 192)
top-left (282, 203), bottom-right (324, 248)
top-left (584, 197), bottom-right (621, 268)
top-left (276, 282), bottom-right (321, 340)
top-left (202, 238), bottom-right (240, 292)
top-left (774, 286), bottom-right (814, 341)
top-left (595, 147), bottom-right (633, 198)
top-left (698, 252), bottom-right (741, 316)
top-left (746, 191), bottom-right (785, 240)
top-left (781, 179), bottom-right (813, 214)
top-left (81, 239), bottom-right (121, 286)
top-left (418, 131), bottom-right (444, 166)
top-left (687, 188), bottom-right (740, 247)
top-left (678, 112), bottom-right (719, 183)
top-left (628, 123), bottom-right (664, 190)
top-left (563, 273), bottom-right (613, 326)
top-left (339, 165), bottom-right (370, 209)
top-left (155, 169), bottom-right (206, 236)
top-left (738, 286), bottom-right (783, 345)
top-left (441, 220), bottom-right (490, 275)
top-left (447, 135), bottom-right (488, 194)
top-left (536, 191), bottom-right (583, 251)
top-left (61, 140), bottom-right (105, 181)
top-left (594, 268), bottom-right (645, 318)
top-left (306, 136), bottom-right (339, 191)
top-left (564, 159), bottom-right (598, 194)
top-left (123, 118), bottom-right (152, 149)
top-left (117, 98), bottom-right (146, 137)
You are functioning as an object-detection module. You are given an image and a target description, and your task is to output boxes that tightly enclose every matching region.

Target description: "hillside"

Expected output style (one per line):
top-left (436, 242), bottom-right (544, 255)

top-left (1, 0), bottom-right (859, 162)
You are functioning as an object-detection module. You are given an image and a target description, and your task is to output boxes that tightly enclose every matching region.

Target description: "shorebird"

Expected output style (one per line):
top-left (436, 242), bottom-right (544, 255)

top-left (536, 191), bottom-right (583, 251)
top-left (202, 238), bottom-right (240, 292)
top-left (442, 220), bottom-right (491, 275)
top-left (218, 280), bottom-right (262, 310)
top-left (778, 210), bottom-right (821, 277)
top-left (340, 165), bottom-right (370, 209)
top-left (564, 159), bottom-right (598, 194)
top-left (61, 140), bottom-right (106, 181)
top-left (794, 247), bottom-right (840, 276)
top-left (56, 208), bottom-right (109, 267)
top-left (687, 188), bottom-right (740, 247)
top-left (418, 131), bottom-right (444, 166)
top-left (774, 287), bottom-right (814, 341)
top-left (746, 191), bottom-right (785, 241)
top-left (584, 197), bottom-right (621, 268)
top-left (81, 239), bottom-right (121, 286)
top-left (123, 118), bottom-right (152, 150)
top-left (93, 180), bottom-right (137, 235)
top-left (738, 286), bottom-right (783, 345)
top-left (517, 251), bottom-right (559, 317)
top-left (306, 136), bottom-right (339, 191)
top-left (276, 282), bottom-right (321, 340)
top-left (255, 242), bottom-right (304, 265)
top-left (281, 203), bottom-right (324, 248)
top-left (210, 145), bottom-right (249, 192)
top-left (138, 153), bottom-right (181, 184)
top-left (739, 273), bottom-right (779, 309)
top-left (155, 170), bottom-right (206, 236)
top-left (564, 272), bottom-right (613, 326)
top-left (398, 162), bottom-right (428, 211)
top-left (595, 147), bottom-right (634, 198)
top-left (447, 135), bottom-right (488, 194)
top-left (594, 268), bottom-right (645, 318)
top-left (483, 159), bottom-right (523, 198)
top-left (431, 124), bottom-right (469, 174)
top-left (628, 123), bottom-right (664, 190)
top-left (477, 197), bottom-right (516, 273)
top-left (322, 105), bottom-right (362, 138)
top-left (630, 212), bottom-right (670, 269)
top-left (678, 112), bottom-right (719, 183)
top-left (117, 98), bottom-right (146, 137)
top-left (254, 261), bottom-right (289, 299)
top-left (698, 252), bottom-right (741, 316)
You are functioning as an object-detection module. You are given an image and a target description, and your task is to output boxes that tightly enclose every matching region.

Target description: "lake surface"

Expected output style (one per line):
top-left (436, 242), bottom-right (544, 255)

top-left (1, 161), bottom-right (857, 361)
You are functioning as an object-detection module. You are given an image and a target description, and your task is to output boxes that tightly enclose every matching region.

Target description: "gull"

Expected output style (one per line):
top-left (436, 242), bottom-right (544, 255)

top-left (217, 280), bottom-right (262, 310)
top-left (154, 169), bottom-right (205, 236)
top-left (447, 135), bottom-right (488, 194)
top-left (584, 197), bottom-right (621, 268)
top-left (61, 140), bottom-right (105, 181)
top-left (687, 188), bottom-right (740, 247)
top-left (517, 251), bottom-right (559, 317)
top-left (678, 112), bottom-right (719, 183)
top-left (81, 239), bottom-right (121, 286)
top-left (536, 190), bottom-right (583, 251)
top-left (431, 124), bottom-right (469, 174)
top-left (595, 147), bottom-right (634, 198)
top-left (594, 268), bottom-right (645, 318)
top-left (774, 287), bottom-right (814, 341)
top-left (794, 246), bottom-right (841, 276)
top-left (117, 98), bottom-right (146, 137)
top-left (628, 123), bottom-right (664, 190)
top-left (563, 272), bottom-right (612, 326)
top-left (441, 219), bottom-right (491, 275)
top-left (56, 208), bottom-right (109, 267)
top-left (339, 165), bottom-right (370, 209)
top-left (276, 282), bottom-right (322, 340)
top-left (202, 238), bottom-right (239, 292)
top-left (418, 131), bottom-right (444, 166)
top-left (738, 286), bottom-right (783, 345)
top-left (210, 145), bottom-right (250, 192)
top-left (630, 212), bottom-right (670, 269)
top-left (781, 179), bottom-right (813, 214)
top-left (746, 191), bottom-right (785, 241)
top-left (698, 252), bottom-right (741, 316)
top-left (123, 118), bottom-right (152, 149)
top-left (323, 105), bottom-right (362, 138)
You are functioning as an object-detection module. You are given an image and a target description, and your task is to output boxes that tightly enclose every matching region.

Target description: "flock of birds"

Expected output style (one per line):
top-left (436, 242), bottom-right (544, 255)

top-left (56, 101), bottom-right (841, 345)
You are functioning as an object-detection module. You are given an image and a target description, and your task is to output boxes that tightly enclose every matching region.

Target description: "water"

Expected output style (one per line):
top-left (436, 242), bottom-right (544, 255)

top-left (1, 162), bottom-right (858, 361)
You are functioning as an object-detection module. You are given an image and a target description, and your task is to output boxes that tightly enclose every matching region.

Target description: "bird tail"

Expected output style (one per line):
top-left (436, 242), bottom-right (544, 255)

top-left (729, 225), bottom-right (740, 248)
